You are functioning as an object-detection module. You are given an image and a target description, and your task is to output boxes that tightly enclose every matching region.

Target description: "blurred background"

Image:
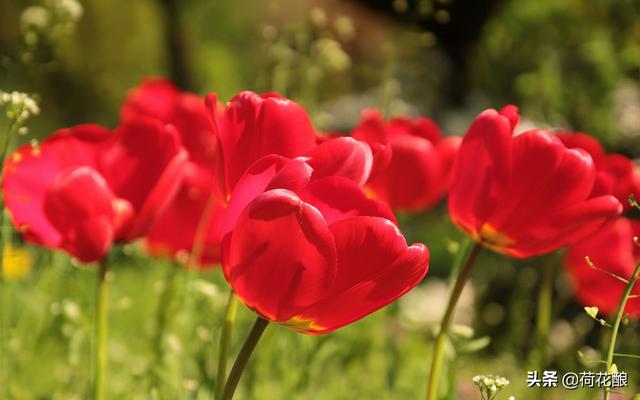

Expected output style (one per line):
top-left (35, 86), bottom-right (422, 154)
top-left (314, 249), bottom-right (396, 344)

top-left (1, 0), bottom-right (639, 399)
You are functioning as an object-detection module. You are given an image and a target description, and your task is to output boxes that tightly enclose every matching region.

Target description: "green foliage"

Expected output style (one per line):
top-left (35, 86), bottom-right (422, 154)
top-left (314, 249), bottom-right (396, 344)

top-left (474, 0), bottom-right (640, 145)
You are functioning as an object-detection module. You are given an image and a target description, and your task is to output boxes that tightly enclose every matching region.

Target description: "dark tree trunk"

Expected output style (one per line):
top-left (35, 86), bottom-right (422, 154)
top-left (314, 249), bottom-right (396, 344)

top-left (357, 0), bottom-right (508, 106)
top-left (158, 0), bottom-right (191, 90)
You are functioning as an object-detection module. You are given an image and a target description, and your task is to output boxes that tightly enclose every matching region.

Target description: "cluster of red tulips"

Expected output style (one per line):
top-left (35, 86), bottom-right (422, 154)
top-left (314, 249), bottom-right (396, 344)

top-left (2, 78), bottom-right (639, 399)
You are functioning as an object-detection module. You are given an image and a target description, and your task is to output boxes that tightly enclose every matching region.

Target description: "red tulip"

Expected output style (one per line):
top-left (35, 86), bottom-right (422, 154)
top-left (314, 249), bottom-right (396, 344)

top-left (305, 136), bottom-right (373, 186)
top-left (557, 131), bottom-right (640, 211)
top-left (351, 109), bottom-right (461, 211)
top-left (564, 218), bottom-right (640, 316)
top-left (220, 152), bottom-right (429, 334)
top-left (121, 78), bottom-right (215, 165)
top-left (2, 119), bottom-right (188, 262)
top-left (121, 78), bottom-right (222, 265)
top-left (209, 135), bottom-right (381, 241)
top-left (205, 91), bottom-right (317, 202)
top-left (448, 106), bottom-right (622, 258)
top-left (141, 87), bottom-right (365, 266)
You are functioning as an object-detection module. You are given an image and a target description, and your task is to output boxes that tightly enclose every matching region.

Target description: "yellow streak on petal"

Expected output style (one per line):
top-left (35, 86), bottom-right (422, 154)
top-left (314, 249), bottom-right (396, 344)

top-left (479, 224), bottom-right (514, 246)
top-left (363, 185), bottom-right (379, 200)
top-left (280, 316), bottom-right (326, 333)
top-left (473, 224), bottom-right (517, 255)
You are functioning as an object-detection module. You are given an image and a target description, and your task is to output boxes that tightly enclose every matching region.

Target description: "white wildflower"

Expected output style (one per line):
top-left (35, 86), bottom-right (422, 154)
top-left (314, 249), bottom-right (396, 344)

top-left (0, 90), bottom-right (40, 126)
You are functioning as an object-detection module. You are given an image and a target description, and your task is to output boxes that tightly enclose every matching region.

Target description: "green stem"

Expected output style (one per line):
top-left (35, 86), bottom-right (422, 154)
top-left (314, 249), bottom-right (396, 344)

top-left (447, 238), bottom-right (473, 287)
top-left (95, 258), bottom-right (109, 400)
top-left (613, 352), bottom-right (640, 359)
top-left (530, 257), bottom-right (555, 372)
top-left (426, 243), bottom-right (482, 400)
top-left (151, 262), bottom-right (178, 389)
top-left (603, 261), bottom-right (640, 400)
top-left (0, 155), bottom-right (14, 398)
top-left (1, 115), bottom-right (21, 163)
top-left (181, 191), bottom-right (218, 393)
top-left (215, 291), bottom-right (239, 399)
top-left (0, 210), bottom-right (6, 398)
top-left (1, 110), bottom-right (23, 397)
top-left (220, 317), bottom-right (269, 400)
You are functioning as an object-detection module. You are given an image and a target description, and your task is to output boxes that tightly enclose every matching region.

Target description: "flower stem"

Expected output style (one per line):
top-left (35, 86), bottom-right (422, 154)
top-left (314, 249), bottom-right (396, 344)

top-left (426, 243), bottom-right (482, 400)
top-left (221, 317), bottom-right (269, 400)
top-left (95, 258), bottom-right (109, 400)
top-left (151, 262), bottom-right (177, 389)
top-left (1, 111), bottom-right (24, 397)
top-left (530, 257), bottom-right (555, 373)
top-left (180, 192), bottom-right (217, 393)
top-left (0, 206), bottom-right (8, 398)
top-left (603, 261), bottom-right (640, 400)
top-left (215, 290), bottom-right (239, 399)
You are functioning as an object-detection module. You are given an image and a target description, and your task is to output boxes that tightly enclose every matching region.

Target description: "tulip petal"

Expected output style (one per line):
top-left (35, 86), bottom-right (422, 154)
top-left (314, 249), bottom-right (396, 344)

top-left (122, 78), bottom-right (215, 166)
top-left (121, 78), bottom-right (180, 122)
top-left (217, 91), bottom-right (316, 194)
top-left (367, 134), bottom-right (439, 210)
top-left (565, 218), bottom-right (640, 316)
top-left (448, 108), bottom-right (513, 234)
top-left (499, 105), bottom-right (520, 132)
top-left (220, 155), bottom-right (313, 237)
top-left (351, 109), bottom-right (388, 144)
top-left (299, 176), bottom-right (396, 225)
top-left (2, 125), bottom-right (110, 248)
top-left (556, 131), bottom-right (606, 166)
top-left (292, 216), bottom-right (429, 334)
top-left (43, 167), bottom-right (115, 263)
top-left (607, 154), bottom-right (640, 209)
top-left (305, 137), bottom-right (372, 186)
top-left (98, 117), bottom-right (188, 240)
top-left (388, 116), bottom-right (443, 143)
top-left (222, 189), bottom-right (337, 322)
top-left (506, 195), bottom-right (622, 258)
top-left (486, 131), bottom-right (597, 237)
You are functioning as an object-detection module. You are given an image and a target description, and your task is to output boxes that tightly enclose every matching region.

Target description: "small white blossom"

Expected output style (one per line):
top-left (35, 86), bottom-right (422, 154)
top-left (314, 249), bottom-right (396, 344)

top-left (0, 90), bottom-right (40, 126)
top-left (473, 374), bottom-right (511, 400)
top-left (20, 6), bottom-right (51, 32)
top-left (21, 0), bottom-right (83, 41)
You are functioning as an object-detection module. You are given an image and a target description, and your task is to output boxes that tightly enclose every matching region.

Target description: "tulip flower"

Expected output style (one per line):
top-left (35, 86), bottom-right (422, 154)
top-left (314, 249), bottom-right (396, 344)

top-left (217, 149), bottom-right (429, 400)
top-left (121, 78), bottom-right (215, 164)
top-left (140, 90), bottom-right (319, 265)
top-left (2, 117), bottom-right (187, 400)
top-left (220, 153), bottom-right (429, 334)
top-left (203, 92), bottom-right (378, 398)
top-left (565, 217), bottom-right (640, 316)
top-left (205, 91), bottom-right (318, 202)
top-left (2, 118), bottom-right (188, 263)
top-left (351, 109), bottom-right (461, 211)
top-left (121, 78), bottom-right (221, 264)
top-left (556, 131), bottom-right (640, 211)
top-left (448, 106), bottom-right (622, 259)
top-left (426, 106), bottom-right (622, 400)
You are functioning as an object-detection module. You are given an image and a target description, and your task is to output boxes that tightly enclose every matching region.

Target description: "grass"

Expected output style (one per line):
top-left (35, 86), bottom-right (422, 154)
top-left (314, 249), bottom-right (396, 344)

top-left (1, 239), bottom-right (638, 399)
